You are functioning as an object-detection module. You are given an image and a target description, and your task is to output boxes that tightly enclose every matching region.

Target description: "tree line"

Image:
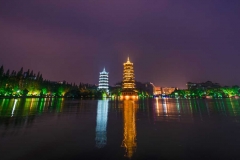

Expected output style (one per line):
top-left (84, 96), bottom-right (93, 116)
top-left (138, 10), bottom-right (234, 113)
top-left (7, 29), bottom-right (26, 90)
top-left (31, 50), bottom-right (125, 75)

top-left (171, 85), bottom-right (240, 98)
top-left (0, 65), bottom-right (104, 98)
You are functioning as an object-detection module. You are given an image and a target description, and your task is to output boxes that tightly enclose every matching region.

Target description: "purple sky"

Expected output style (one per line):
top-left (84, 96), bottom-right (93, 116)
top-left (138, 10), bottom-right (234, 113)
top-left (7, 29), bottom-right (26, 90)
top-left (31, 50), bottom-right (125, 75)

top-left (1, 0), bottom-right (240, 88)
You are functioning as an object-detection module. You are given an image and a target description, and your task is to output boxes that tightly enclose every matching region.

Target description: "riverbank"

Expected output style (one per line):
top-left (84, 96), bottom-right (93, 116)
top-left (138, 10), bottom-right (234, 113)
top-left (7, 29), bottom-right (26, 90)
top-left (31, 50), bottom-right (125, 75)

top-left (0, 95), bottom-right (65, 99)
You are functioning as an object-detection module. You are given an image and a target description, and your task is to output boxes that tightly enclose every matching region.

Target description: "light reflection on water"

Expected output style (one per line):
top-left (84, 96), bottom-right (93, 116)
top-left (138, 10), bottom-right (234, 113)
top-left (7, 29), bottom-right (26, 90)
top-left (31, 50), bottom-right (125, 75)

top-left (122, 100), bottom-right (137, 158)
top-left (151, 98), bottom-right (240, 123)
top-left (0, 98), bottom-right (64, 130)
top-left (95, 99), bottom-right (109, 148)
top-left (1, 98), bottom-right (240, 159)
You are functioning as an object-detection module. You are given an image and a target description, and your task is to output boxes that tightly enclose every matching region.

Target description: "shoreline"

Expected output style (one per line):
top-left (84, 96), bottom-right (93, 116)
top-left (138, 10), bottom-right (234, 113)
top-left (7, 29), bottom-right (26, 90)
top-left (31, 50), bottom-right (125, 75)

top-left (0, 95), bottom-right (238, 100)
top-left (0, 96), bottom-right (65, 99)
top-left (0, 96), bottom-right (113, 99)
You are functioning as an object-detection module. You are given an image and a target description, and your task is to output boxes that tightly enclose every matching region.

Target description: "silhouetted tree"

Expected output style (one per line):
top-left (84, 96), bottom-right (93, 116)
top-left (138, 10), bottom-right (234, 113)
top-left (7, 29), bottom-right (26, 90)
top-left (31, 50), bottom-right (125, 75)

top-left (30, 70), bottom-right (33, 77)
top-left (39, 74), bottom-right (43, 82)
top-left (36, 72), bottom-right (40, 80)
top-left (0, 65), bottom-right (4, 78)
top-left (5, 69), bottom-right (10, 78)
top-left (17, 67), bottom-right (23, 78)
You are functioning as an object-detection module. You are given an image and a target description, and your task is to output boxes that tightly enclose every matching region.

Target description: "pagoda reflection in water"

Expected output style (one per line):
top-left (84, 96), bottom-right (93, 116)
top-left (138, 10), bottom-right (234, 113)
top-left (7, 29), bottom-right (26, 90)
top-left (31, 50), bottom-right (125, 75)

top-left (95, 100), bottom-right (109, 148)
top-left (122, 100), bottom-right (137, 158)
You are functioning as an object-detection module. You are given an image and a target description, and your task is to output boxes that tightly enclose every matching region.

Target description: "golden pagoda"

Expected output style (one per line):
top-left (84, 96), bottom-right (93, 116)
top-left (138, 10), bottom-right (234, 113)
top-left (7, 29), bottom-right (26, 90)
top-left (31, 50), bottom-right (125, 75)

top-left (122, 57), bottom-right (138, 97)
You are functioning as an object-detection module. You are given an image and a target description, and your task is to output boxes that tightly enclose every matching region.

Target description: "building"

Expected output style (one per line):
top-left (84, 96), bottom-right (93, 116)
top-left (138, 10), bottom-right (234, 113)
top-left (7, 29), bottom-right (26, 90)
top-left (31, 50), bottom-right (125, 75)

top-left (135, 81), bottom-right (154, 96)
top-left (98, 68), bottom-right (109, 93)
top-left (187, 81), bottom-right (221, 90)
top-left (122, 57), bottom-right (138, 96)
top-left (161, 87), bottom-right (176, 95)
top-left (154, 86), bottom-right (162, 95)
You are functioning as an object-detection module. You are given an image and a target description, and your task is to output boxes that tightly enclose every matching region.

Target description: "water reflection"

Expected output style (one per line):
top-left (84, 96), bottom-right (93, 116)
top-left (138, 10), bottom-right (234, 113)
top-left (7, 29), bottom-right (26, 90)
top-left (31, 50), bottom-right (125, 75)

top-left (154, 98), bottom-right (188, 122)
top-left (153, 98), bottom-right (240, 123)
top-left (1, 98), bottom-right (240, 159)
top-left (154, 98), bottom-right (181, 122)
top-left (122, 100), bottom-right (137, 158)
top-left (95, 99), bottom-right (109, 148)
top-left (0, 98), bottom-right (64, 130)
top-left (11, 99), bottom-right (18, 117)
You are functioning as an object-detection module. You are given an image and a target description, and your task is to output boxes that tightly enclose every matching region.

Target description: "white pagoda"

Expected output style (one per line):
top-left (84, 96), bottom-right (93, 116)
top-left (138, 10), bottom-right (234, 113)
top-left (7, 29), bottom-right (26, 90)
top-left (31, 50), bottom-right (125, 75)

top-left (98, 68), bottom-right (109, 93)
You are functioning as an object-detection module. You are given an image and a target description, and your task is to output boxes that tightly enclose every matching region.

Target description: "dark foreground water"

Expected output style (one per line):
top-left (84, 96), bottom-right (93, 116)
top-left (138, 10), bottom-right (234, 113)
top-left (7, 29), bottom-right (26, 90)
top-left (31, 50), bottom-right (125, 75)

top-left (1, 98), bottom-right (240, 160)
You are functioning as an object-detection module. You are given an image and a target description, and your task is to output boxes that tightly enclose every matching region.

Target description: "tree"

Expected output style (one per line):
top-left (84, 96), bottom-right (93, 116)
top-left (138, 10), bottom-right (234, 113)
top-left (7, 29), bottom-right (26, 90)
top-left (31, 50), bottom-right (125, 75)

top-left (17, 67), bottom-right (23, 78)
top-left (36, 72), bottom-right (40, 80)
top-left (30, 70), bottom-right (33, 77)
top-left (5, 69), bottom-right (10, 77)
top-left (39, 74), bottom-right (43, 82)
top-left (0, 65), bottom-right (4, 78)
top-left (26, 69), bottom-right (30, 78)
top-left (221, 87), bottom-right (238, 97)
top-left (23, 89), bottom-right (29, 96)
top-left (11, 70), bottom-right (16, 77)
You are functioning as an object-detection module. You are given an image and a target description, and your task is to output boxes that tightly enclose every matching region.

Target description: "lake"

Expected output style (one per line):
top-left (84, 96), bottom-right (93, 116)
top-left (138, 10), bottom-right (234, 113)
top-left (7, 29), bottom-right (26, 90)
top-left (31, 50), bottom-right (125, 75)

top-left (1, 98), bottom-right (240, 160)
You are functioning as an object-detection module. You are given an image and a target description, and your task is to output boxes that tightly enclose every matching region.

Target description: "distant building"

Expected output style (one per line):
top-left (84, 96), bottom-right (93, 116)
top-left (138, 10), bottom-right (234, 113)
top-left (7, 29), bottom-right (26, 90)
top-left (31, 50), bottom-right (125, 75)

top-left (135, 82), bottom-right (154, 95)
top-left (98, 68), bottom-right (109, 92)
top-left (135, 83), bottom-right (177, 96)
top-left (122, 57), bottom-right (137, 96)
top-left (161, 87), bottom-right (176, 95)
top-left (187, 81), bottom-right (221, 90)
top-left (154, 86), bottom-right (162, 95)
top-left (58, 81), bottom-right (66, 84)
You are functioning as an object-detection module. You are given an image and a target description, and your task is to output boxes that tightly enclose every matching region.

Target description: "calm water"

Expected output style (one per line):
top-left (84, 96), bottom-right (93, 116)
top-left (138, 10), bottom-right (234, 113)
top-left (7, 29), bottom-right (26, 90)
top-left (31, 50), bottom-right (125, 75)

top-left (1, 98), bottom-right (240, 160)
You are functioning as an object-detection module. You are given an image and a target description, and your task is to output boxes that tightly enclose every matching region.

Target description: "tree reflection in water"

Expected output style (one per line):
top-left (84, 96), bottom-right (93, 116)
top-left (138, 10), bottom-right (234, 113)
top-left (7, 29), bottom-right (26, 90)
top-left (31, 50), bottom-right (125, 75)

top-left (0, 98), bottom-right (64, 131)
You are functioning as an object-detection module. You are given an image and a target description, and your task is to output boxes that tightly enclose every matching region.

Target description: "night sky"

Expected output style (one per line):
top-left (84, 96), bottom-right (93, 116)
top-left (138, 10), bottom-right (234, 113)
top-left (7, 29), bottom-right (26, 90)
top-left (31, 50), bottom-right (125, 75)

top-left (1, 0), bottom-right (240, 88)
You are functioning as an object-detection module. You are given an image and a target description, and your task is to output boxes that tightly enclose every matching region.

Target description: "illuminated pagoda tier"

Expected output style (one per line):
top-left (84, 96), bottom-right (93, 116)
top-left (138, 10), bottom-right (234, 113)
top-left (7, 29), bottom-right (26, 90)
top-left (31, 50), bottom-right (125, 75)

top-left (122, 57), bottom-right (138, 96)
top-left (95, 100), bottom-right (109, 148)
top-left (98, 68), bottom-right (109, 93)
